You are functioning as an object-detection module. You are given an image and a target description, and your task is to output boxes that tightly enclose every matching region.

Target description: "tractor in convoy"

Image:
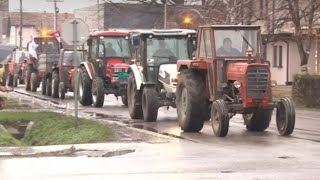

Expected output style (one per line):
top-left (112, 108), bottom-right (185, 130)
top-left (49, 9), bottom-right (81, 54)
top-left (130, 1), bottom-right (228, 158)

top-left (25, 32), bottom-right (61, 93)
top-left (127, 29), bottom-right (197, 122)
top-left (176, 25), bottom-right (295, 137)
top-left (6, 49), bottom-right (28, 87)
top-left (51, 49), bottom-right (87, 99)
top-left (78, 30), bottom-right (131, 107)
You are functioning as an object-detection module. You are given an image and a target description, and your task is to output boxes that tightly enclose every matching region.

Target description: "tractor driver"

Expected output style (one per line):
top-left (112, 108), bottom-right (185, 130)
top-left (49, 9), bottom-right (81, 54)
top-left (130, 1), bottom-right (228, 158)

top-left (152, 40), bottom-right (176, 63)
top-left (105, 42), bottom-right (117, 57)
top-left (216, 38), bottom-right (241, 56)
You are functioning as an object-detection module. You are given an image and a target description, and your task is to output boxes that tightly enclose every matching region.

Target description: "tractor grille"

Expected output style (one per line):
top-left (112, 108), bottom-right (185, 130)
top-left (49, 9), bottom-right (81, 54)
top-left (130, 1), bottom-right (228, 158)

top-left (112, 68), bottom-right (128, 81)
top-left (247, 67), bottom-right (269, 98)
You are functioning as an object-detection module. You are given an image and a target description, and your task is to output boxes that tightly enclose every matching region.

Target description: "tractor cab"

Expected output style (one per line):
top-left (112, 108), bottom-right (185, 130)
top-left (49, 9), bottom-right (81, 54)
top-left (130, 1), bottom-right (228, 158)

top-left (130, 29), bottom-right (197, 84)
top-left (78, 30), bottom-right (131, 107)
top-left (87, 31), bottom-right (131, 83)
top-left (127, 29), bottom-right (197, 122)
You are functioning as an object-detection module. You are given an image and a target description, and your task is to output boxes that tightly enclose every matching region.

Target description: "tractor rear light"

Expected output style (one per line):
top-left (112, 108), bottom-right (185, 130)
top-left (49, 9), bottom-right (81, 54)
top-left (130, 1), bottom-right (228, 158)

top-left (261, 97), bottom-right (269, 106)
top-left (245, 98), bottom-right (254, 106)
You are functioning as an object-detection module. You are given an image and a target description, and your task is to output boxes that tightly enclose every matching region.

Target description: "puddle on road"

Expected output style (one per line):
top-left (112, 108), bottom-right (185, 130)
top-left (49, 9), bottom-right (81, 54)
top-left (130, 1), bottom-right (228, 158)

top-left (131, 124), bottom-right (188, 140)
top-left (278, 156), bottom-right (294, 159)
top-left (221, 170), bottom-right (234, 173)
top-left (102, 149), bottom-right (135, 157)
top-left (86, 112), bottom-right (127, 122)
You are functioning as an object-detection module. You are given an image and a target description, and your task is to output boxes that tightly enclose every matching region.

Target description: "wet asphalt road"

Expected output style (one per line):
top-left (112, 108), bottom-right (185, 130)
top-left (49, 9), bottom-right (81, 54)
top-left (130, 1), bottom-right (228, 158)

top-left (9, 85), bottom-right (320, 144)
top-left (1, 86), bottom-right (319, 179)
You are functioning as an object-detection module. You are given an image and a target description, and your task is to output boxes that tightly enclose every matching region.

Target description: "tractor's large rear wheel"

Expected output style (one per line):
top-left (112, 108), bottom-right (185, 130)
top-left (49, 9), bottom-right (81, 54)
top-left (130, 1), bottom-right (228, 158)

top-left (243, 109), bottom-right (273, 132)
top-left (45, 76), bottom-right (52, 96)
top-left (6, 73), bottom-right (14, 87)
top-left (127, 72), bottom-right (143, 119)
top-left (211, 99), bottom-right (229, 137)
top-left (13, 75), bottom-right (18, 87)
top-left (92, 77), bottom-right (105, 107)
top-left (51, 71), bottom-right (59, 98)
top-left (142, 87), bottom-right (159, 122)
top-left (59, 82), bottom-right (66, 100)
top-left (176, 70), bottom-right (206, 132)
top-left (79, 68), bottom-right (92, 106)
top-left (276, 97), bottom-right (295, 136)
top-left (25, 66), bottom-right (32, 91)
top-left (30, 72), bottom-right (38, 92)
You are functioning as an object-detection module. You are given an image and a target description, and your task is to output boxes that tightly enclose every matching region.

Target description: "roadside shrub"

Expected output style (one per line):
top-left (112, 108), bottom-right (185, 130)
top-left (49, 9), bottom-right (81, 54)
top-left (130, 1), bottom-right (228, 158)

top-left (292, 74), bottom-right (320, 108)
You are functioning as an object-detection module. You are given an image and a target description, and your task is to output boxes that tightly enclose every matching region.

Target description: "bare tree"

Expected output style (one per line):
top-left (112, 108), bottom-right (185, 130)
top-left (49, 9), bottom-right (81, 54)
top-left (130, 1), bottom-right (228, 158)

top-left (263, 0), bottom-right (320, 68)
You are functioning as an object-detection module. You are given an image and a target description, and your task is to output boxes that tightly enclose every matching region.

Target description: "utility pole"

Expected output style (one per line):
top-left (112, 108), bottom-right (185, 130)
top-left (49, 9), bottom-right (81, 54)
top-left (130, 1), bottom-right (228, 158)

top-left (47, 0), bottom-right (64, 30)
top-left (19, 0), bottom-right (23, 49)
top-left (164, 0), bottom-right (167, 29)
top-left (54, 1), bottom-right (57, 30)
top-left (97, 0), bottom-right (100, 30)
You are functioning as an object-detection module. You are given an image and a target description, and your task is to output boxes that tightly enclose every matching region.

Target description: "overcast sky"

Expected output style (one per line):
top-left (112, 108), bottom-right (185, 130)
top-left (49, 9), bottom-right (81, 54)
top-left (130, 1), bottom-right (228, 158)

top-left (9, 0), bottom-right (97, 13)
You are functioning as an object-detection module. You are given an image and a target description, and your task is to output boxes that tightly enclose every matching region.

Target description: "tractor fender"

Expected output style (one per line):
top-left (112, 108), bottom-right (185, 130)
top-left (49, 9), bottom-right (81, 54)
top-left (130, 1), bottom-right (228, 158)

top-left (128, 64), bottom-right (144, 90)
top-left (80, 62), bottom-right (95, 80)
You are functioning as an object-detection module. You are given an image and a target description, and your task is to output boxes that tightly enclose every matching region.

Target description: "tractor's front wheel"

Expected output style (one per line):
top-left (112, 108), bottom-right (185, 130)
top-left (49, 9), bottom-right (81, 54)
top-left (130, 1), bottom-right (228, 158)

top-left (121, 94), bottom-right (128, 106)
top-left (92, 77), bottom-right (105, 107)
top-left (276, 97), bottom-right (295, 136)
top-left (142, 87), bottom-right (159, 122)
top-left (79, 68), bottom-right (92, 106)
top-left (51, 71), bottom-right (59, 98)
top-left (176, 70), bottom-right (206, 132)
top-left (127, 72), bottom-right (143, 119)
top-left (243, 109), bottom-right (273, 132)
top-left (211, 99), bottom-right (229, 137)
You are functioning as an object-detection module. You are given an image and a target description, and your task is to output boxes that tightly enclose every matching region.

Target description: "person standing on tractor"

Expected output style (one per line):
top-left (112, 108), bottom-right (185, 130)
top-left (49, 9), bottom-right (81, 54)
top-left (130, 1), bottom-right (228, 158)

top-left (28, 36), bottom-right (39, 61)
top-left (216, 38), bottom-right (241, 56)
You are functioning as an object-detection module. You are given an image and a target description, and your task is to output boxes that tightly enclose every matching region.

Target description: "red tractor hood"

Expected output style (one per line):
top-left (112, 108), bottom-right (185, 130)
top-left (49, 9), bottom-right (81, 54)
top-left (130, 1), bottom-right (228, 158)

top-left (227, 62), bottom-right (270, 81)
top-left (105, 58), bottom-right (129, 68)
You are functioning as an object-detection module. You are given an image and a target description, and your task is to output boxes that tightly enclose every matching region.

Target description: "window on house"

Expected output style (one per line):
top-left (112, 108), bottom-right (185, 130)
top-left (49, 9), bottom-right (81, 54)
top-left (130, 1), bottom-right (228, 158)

top-left (273, 45), bottom-right (283, 68)
top-left (279, 46), bottom-right (283, 67)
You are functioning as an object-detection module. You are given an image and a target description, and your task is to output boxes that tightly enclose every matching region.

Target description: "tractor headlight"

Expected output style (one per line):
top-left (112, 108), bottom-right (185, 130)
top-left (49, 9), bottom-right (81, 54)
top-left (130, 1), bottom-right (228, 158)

top-left (233, 81), bottom-right (241, 89)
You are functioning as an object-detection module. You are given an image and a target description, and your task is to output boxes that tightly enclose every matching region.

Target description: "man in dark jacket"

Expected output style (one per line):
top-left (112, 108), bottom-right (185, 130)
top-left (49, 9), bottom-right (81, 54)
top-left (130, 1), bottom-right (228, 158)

top-left (216, 38), bottom-right (241, 56)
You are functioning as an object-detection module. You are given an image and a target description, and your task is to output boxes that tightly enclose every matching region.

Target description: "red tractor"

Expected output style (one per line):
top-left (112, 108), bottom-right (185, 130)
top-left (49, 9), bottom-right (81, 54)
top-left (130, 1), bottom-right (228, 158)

top-left (176, 25), bottom-right (295, 137)
top-left (6, 50), bottom-right (28, 87)
top-left (78, 30), bottom-right (131, 107)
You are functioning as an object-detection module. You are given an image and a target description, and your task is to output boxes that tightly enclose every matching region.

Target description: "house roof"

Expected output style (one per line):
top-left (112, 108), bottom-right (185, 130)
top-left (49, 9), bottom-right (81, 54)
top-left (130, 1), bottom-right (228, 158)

top-left (9, 12), bottom-right (74, 30)
top-left (131, 29), bottom-right (196, 36)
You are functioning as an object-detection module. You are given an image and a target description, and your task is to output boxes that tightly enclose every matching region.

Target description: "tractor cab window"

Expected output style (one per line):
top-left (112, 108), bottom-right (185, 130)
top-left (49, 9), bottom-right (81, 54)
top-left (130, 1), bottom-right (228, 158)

top-left (214, 30), bottom-right (258, 57)
top-left (98, 36), bottom-right (130, 58)
top-left (146, 36), bottom-right (189, 66)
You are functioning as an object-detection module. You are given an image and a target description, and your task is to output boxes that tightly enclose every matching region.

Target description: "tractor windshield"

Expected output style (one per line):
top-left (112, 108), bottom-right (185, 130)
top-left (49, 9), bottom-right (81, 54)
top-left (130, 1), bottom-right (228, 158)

top-left (34, 37), bottom-right (60, 54)
top-left (214, 30), bottom-right (259, 57)
top-left (146, 36), bottom-right (190, 66)
top-left (98, 36), bottom-right (130, 58)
